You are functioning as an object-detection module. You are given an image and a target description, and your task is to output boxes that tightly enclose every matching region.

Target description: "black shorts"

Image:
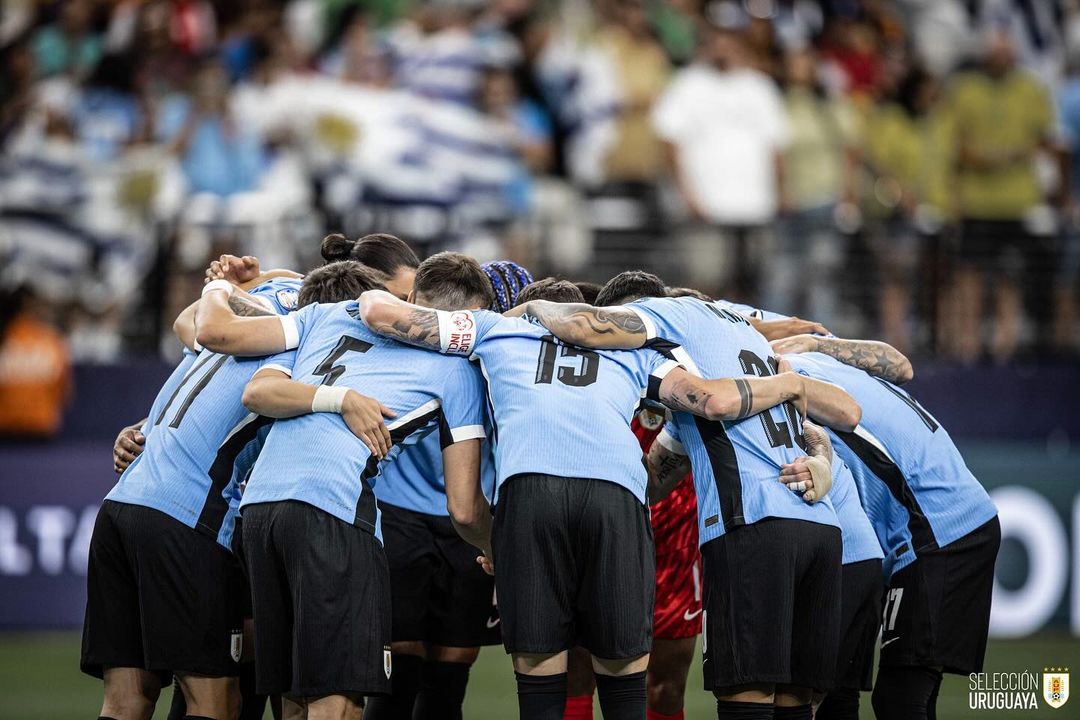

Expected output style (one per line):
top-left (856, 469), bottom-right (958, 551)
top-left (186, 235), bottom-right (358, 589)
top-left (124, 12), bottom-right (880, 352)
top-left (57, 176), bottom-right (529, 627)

top-left (491, 474), bottom-right (655, 659)
top-left (700, 517), bottom-right (842, 692)
top-left (381, 502), bottom-right (499, 647)
top-left (880, 516), bottom-right (1000, 675)
top-left (835, 559), bottom-right (884, 691)
top-left (81, 500), bottom-right (245, 681)
top-left (242, 500), bottom-right (392, 698)
top-left (231, 516), bottom-right (253, 618)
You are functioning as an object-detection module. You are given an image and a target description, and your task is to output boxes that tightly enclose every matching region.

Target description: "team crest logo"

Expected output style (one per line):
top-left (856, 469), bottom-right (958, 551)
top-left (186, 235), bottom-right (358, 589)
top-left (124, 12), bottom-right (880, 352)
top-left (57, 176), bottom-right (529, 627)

top-left (451, 312), bottom-right (474, 332)
top-left (638, 408), bottom-right (664, 431)
top-left (276, 288), bottom-right (299, 310)
top-left (1044, 668), bottom-right (1069, 709)
top-left (384, 646), bottom-right (393, 679)
top-left (230, 629), bottom-right (243, 663)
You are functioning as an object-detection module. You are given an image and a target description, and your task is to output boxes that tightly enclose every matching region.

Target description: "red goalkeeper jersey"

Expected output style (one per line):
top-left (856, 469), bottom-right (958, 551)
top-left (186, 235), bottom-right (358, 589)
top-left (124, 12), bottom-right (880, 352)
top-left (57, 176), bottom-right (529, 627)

top-left (633, 409), bottom-right (698, 551)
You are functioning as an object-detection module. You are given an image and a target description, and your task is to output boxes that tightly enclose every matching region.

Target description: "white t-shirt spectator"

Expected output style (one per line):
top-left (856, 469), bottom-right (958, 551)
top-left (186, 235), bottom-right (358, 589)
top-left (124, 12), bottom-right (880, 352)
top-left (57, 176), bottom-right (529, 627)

top-left (652, 64), bottom-right (789, 225)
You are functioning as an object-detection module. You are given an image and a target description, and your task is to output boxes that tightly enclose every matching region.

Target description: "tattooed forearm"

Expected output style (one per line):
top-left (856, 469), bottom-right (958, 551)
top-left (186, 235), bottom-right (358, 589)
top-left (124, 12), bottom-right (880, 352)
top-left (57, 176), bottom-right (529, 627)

top-left (527, 302), bottom-right (647, 349)
top-left (815, 337), bottom-right (913, 384)
top-left (228, 295), bottom-right (275, 318)
top-left (661, 374), bottom-right (713, 415)
top-left (373, 308), bottom-right (442, 350)
top-left (734, 378), bottom-right (753, 418)
top-left (648, 446), bottom-right (691, 503)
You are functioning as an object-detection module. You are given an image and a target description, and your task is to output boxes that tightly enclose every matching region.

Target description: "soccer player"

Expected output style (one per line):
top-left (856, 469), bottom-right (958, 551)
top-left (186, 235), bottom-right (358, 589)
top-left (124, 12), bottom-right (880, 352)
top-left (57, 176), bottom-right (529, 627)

top-left (775, 343), bottom-right (1000, 720)
top-left (193, 252), bottom-right (495, 720)
top-left (82, 261), bottom-right (383, 720)
top-left (356, 284), bottom-right (857, 720)
top-left (516, 270), bottom-right (860, 720)
top-left (317, 232), bottom-right (420, 300)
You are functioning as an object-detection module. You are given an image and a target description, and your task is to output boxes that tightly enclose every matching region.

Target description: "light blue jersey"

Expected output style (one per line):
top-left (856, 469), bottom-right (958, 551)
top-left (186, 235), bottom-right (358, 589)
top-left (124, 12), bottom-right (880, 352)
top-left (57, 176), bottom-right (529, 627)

top-left (249, 276), bottom-right (302, 315)
top-left (786, 352), bottom-right (997, 578)
top-left (142, 350), bottom-right (196, 442)
top-left (106, 349), bottom-right (286, 548)
top-left (626, 297), bottom-right (839, 546)
top-left (829, 453), bottom-right (885, 564)
top-left (240, 301), bottom-right (487, 542)
top-left (436, 309), bottom-right (679, 504)
top-left (374, 408), bottom-right (497, 516)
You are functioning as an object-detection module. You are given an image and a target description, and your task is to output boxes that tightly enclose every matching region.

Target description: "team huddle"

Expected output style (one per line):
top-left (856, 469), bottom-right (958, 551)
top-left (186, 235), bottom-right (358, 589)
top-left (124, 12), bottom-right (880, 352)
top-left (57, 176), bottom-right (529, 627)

top-left (85, 232), bottom-right (1001, 720)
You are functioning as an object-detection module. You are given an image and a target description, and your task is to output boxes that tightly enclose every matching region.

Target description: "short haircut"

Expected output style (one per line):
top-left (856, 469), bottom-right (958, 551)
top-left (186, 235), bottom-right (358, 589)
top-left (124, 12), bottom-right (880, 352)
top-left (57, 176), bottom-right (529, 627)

top-left (667, 286), bottom-right (713, 302)
top-left (319, 233), bottom-right (420, 275)
top-left (298, 261), bottom-right (387, 307)
top-left (413, 251), bottom-right (495, 310)
top-left (516, 278), bottom-right (585, 305)
top-left (595, 270), bottom-right (667, 306)
top-left (573, 281), bottom-right (602, 305)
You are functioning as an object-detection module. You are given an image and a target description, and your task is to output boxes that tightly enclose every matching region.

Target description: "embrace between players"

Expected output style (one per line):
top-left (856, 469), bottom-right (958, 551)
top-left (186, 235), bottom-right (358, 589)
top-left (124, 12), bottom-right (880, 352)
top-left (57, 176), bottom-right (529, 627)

top-left (89, 232), bottom-right (1000, 720)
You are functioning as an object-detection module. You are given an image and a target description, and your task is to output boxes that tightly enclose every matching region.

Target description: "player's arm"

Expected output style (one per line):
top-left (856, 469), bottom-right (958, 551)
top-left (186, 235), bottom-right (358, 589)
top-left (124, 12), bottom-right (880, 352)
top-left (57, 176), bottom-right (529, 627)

top-left (779, 421), bottom-right (834, 503)
top-left (174, 288), bottom-right (275, 351)
top-left (656, 367), bottom-right (806, 422)
top-left (646, 433), bottom-right (692, 504)
top-left (771, 334), bottom-right (913, 384)
top-left (242, 368), bottom-right (396, 458)
top-left (443, 439), bottom-right (492, 559)
top-left (518, 300), bottom-right (648, 349)
top-left (195, 281), bottom-right (295, 356)
top-left (113, 418), bottom-right (147, 473)
top-left (357, 290), bottom-right (443, 351)
top-left (204, 253), bottom-right (303, 288)
top-left (750, 316), bottom-right (829, 341)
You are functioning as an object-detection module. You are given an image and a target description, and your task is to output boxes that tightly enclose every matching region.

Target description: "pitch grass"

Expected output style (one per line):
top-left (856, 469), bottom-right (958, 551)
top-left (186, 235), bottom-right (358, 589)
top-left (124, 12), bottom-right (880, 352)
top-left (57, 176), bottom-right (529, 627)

top-left (0, 633), bottom-right (1075, 719)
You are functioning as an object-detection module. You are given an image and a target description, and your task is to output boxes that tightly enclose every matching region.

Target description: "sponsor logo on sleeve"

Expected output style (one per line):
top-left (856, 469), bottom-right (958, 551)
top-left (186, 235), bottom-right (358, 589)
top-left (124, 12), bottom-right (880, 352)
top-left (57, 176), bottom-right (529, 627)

top-left (444, 312), bottom-right (476, 355)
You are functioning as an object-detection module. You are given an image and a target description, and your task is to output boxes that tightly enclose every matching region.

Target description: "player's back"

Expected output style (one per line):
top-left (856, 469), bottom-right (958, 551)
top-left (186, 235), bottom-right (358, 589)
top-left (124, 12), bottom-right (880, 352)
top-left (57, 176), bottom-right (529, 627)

top-left (786, 352), bottom-right (996, 575)
top-left (627, 296), bottom-right (837, 544)
top-left (107, 348), bottom-right (277, 547)
top-left (241, 300), bottom-right (485, 538)
top-left (469, 313), bottom-right (675, 504)
top-left (829, 453), bottom-right (884, 565)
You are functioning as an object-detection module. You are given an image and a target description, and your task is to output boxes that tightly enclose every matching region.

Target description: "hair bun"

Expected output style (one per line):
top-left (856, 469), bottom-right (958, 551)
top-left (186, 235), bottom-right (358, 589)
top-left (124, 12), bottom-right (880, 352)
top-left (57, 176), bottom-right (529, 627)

top-left (320, 233), bottom-right (354, 262)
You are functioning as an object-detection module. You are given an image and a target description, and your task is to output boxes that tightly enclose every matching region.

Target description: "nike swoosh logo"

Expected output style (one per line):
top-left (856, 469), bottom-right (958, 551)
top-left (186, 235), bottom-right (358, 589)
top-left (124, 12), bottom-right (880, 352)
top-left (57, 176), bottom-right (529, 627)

top-left (486, 617), bottom-right (500, 629)
top-left (683, 608), bottom-right (703, 621)
top-left (881, 637), bottom-right (900, 648)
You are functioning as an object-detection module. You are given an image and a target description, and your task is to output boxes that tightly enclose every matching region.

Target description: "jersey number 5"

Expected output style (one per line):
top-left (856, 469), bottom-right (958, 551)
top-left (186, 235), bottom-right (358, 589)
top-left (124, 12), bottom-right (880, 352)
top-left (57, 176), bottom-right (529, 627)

top-left (314, 336), bottom-right (373, 386)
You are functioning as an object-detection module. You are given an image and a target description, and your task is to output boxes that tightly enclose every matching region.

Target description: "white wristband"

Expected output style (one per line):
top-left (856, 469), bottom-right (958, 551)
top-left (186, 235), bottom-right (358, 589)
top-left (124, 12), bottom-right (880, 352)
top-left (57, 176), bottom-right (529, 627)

top-left (312, 385), bottom-right (350, 413)
top-left (202, 279), bottom-right (234, 297)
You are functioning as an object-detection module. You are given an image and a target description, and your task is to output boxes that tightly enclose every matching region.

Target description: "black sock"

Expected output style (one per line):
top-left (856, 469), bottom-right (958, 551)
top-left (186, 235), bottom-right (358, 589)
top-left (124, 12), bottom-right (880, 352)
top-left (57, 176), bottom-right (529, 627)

top-left (871, 666), bottom-right (943, 720)
top-left (594, 671), bottom-right (646, 720)
top-left (97, 717), bottom-right (120, 720)
top-left (715, 699), bottom-right (773, 720)
top-left (413, 660), bottom-right (470, 720)
top-left (365, 653), bottom-right (425, 720)
top-left (773, 704), bottom-right (811, 720)
top-left (516, 671), bottom-right (567, 720)
top-left (238, 662), bottom-right (268, 720)
top-left (167, 678), bottom-right (186, 720)
top-left (816, 688), bottom-right (860, 720)
top-left (183, 716), bottom-right (215, 720)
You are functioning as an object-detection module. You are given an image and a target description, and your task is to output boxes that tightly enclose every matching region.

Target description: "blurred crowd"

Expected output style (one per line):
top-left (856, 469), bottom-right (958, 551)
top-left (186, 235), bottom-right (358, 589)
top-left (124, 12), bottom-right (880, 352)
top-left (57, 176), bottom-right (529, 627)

top-left (1, 0), bottom-right (1079, 372)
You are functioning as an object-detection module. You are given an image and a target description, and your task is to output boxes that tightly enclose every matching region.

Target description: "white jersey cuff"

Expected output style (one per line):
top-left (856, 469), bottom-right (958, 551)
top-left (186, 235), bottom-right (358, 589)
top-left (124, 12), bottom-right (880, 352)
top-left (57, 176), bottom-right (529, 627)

top-left (626, 305), bottom-right (657, 340)
top-left (448, 424), bottom-right (486, 443)
top-left (654, 428), bottom-right (687, 455)
top-left (437, 310), bottom-right (478, 355)
top-left (279, 315), bottom-right (300, 350)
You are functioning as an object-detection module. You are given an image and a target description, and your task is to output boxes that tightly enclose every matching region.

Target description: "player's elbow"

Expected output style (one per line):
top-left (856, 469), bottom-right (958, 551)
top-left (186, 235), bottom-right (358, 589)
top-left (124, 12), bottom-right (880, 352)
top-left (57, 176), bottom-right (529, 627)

top-left (703, 392), bottom-right (740, 421)
top-left (194, 323), bottom-right (232, 354)
top-left (357, 290), bottom-right (392, 328)
top-left (241, 379), bottom-right (268, 414)
top-left (447, 497), bottom-right (480, 529)
top-left (893, 358), bottom-right (914, 384)
top-left (832, 398), bottom-right (861, 432)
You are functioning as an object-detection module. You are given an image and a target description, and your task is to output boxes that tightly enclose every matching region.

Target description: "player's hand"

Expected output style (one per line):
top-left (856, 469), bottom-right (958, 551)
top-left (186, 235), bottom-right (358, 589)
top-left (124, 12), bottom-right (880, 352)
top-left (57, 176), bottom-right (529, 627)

top-left (477, 553), bottom-right (494, 576)
top-left (770, 333), bottom-right (823, 355)
top-left (341, 391), bottom-right (396, 459)
top-left (113, 423), bottom-right (146, 473)
top-left (205, 255), bottom-right (260, 285)
top-left (779, 422), bottom-right (834, 503)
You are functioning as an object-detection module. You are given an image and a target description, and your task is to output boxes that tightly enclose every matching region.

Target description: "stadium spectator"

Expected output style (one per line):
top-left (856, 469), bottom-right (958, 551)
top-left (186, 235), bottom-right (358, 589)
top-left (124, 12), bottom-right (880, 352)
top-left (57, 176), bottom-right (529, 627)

top-left (0, 286), bottom-right (71, 438)
top-left (652, 13), bottom-right (789, 300)
top-left (31, 0), bottom-right (102, 80)
top-left (943, 29), bottom-right (1057, 363)
top-left (764, 47), bottom-right (857, 332)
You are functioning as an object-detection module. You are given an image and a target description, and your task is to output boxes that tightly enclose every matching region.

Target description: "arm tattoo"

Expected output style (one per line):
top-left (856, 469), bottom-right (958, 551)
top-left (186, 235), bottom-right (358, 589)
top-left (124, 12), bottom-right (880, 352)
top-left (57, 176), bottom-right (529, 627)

top-left (228, 295), bottom-right (275, 318)
top-left (528, 302), bottom-right (646, 347)
top-left (372, 308), bottom-right (441, 350)
top-left (660, 374), bottom-right (713, 415)
top-left (734, 378), bottom-right (753, 418)
top-left (815, 337), bottom-right (910, 383)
